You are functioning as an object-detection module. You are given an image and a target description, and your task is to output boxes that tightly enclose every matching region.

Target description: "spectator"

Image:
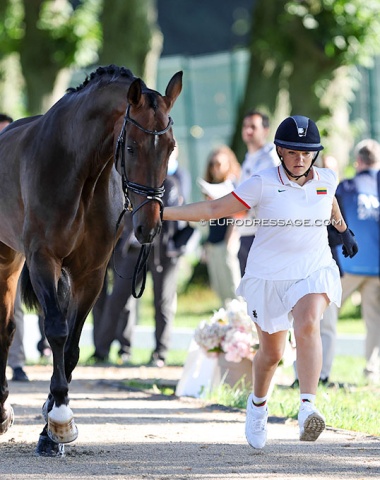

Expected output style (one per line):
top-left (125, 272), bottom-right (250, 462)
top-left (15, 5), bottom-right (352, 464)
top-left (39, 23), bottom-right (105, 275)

top-left (198, 145), bottom-right (241, 305)
top-left (168, 142), bottom-right (192, 203)
top-left (0, 113), bottom-right (13, 132)
top-left (336, 139), bottom-right (380, 383)
top-left (237, 109), bottom-right (279, 276)
top-left (90, 252), bottom-right (137, 365)
top-left (89, 142), bottom-right (193, 365)
top-left (8, 284), bottom-right (29, 381)
top-left (35, 314), bottom-right (52, 360)
top-left (90, 174), bottom-right (185, 367)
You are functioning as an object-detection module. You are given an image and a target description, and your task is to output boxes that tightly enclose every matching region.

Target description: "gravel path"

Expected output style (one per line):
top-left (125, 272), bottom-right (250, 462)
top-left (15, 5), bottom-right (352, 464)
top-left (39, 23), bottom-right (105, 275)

top-left (0, 365), bottom-right (379, 479)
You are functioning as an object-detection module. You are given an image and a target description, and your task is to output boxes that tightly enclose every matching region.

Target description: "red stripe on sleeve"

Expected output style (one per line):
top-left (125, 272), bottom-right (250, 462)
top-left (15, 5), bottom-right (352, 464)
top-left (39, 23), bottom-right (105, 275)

top-left (232, 191), bottom-right (251, 209)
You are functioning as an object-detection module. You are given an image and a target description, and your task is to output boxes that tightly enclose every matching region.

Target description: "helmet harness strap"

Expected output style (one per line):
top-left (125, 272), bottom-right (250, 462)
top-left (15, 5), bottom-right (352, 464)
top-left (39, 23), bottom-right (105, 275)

top-left (279, 151), bottom-right (320, 180)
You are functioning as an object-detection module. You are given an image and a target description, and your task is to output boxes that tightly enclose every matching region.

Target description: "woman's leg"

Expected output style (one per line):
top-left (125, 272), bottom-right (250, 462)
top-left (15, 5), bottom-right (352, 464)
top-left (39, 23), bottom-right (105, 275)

top-left (253, 324), bottom-right (288, 397)
top-left (245, 325), bottom-right (288, 449)
top-left (292, 293), bottom-right (329, 394)
top-left (292, 293), bottom-right (329, 442)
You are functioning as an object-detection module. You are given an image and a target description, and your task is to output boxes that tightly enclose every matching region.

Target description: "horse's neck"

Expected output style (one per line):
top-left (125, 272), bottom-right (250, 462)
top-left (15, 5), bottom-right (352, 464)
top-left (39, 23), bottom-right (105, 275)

top-left (59, 86), bottom-right (128, 164)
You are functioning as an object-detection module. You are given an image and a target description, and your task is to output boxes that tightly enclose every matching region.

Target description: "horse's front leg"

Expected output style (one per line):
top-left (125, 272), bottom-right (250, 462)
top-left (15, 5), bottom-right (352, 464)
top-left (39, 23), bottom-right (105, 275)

top-left (37, 268), bottom-right (107, 456)
top-left (46, 320), bottom-right (78, 446)
top-left (23, 258), bottom-right (78, 451)
top-left (64, 268), bottom-right (109, 381)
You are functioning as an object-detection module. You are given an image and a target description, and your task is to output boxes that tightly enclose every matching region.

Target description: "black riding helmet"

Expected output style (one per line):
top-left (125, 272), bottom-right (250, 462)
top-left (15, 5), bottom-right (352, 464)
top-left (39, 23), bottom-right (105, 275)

top-left (274, 115), bottom-right (323, 179)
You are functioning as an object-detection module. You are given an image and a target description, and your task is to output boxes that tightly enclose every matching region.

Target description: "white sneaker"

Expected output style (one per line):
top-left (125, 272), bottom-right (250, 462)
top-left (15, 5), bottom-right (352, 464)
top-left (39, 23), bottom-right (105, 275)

top-left (298, 402), bottom-right (325, 442)
top-left (245, 393), bottom-right (268, 449)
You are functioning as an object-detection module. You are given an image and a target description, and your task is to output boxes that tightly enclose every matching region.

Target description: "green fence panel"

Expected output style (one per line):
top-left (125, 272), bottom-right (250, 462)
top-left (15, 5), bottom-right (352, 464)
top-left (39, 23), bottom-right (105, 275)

top-left (157, 50), bottom-right (249, 201)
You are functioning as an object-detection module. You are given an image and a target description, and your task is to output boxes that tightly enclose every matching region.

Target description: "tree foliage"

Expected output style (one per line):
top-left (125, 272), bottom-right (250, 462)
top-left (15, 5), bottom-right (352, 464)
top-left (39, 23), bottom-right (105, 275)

top-left (0, 0), bottom-right (102, 114)
top-left (0, 0), bottom-right (158, 116)
top-left (232, 0), bottom-right (380, 160)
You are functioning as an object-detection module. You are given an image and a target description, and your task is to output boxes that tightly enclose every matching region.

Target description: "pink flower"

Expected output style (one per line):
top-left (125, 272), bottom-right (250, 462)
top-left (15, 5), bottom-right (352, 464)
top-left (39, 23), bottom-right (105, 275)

top-left (194, 298), bottom-right (259, 362)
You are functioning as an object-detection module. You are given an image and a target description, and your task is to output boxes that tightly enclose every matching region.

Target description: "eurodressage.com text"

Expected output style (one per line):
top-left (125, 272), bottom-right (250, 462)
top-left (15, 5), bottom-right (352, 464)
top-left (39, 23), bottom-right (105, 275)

top-left (199, 218), bottom-right (343, 227)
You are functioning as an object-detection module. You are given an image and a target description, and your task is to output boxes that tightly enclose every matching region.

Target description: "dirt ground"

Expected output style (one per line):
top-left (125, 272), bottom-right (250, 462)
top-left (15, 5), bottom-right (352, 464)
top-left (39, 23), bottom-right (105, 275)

top-left (0, 364), bottom-right (379, 480)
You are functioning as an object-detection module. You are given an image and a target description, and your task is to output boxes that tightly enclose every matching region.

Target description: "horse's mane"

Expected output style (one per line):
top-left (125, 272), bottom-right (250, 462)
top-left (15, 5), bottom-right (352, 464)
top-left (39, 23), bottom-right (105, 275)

top-left (67, 64), bottom-right (142, 93)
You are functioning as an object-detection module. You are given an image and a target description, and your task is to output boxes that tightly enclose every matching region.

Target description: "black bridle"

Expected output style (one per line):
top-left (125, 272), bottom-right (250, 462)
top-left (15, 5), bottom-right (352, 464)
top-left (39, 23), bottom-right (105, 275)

top-left (115, 104), bottom-right (173, 216)
top-left (114, 104), bottom-right (173, 298)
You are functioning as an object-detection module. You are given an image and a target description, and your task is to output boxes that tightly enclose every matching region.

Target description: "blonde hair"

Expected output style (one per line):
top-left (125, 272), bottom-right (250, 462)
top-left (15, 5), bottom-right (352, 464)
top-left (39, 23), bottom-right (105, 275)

top-left (204, 145), bottom-right (241, 183)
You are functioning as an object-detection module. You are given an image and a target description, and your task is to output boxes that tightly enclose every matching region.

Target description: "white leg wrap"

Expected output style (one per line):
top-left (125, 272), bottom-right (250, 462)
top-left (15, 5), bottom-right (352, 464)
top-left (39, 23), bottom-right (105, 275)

top-left (47, 404), bottom-right (78, 444)
top-left (0, 402), bottom-right (14, 434)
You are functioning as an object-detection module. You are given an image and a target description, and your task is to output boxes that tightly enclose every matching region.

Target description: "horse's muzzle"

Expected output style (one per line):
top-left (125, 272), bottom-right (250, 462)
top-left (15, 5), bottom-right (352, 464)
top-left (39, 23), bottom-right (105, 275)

top-left (135, 223), bottom-right (161, 244)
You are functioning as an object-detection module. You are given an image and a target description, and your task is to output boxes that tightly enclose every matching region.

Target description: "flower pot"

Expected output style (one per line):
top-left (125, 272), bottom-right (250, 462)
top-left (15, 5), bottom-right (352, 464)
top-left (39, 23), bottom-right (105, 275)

top-left (217, 355), bottom-right (252, 389)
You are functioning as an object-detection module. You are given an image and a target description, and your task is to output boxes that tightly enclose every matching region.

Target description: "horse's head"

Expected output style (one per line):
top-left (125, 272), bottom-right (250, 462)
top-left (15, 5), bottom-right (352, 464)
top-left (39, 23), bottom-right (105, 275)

top-left (115, 71), bottom-right (182, 244)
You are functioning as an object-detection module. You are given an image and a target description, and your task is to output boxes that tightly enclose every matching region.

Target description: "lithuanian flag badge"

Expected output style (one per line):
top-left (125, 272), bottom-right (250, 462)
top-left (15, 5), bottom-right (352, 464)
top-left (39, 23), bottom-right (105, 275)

top-left (316, 187), bottom-right (327, 195)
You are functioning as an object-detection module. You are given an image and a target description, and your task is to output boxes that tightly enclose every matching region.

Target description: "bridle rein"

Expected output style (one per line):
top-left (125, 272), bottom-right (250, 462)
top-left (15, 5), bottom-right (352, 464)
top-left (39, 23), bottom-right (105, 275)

top-left (114, 103), bottom-right (174, 298)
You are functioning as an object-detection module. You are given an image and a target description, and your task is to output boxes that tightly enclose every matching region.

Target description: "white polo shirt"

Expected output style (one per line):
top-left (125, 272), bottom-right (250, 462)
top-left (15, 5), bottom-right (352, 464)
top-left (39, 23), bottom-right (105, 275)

top-left (232, 164), bottom-right (338, 280)
top-left (238, 143), bottom-right (280, 236)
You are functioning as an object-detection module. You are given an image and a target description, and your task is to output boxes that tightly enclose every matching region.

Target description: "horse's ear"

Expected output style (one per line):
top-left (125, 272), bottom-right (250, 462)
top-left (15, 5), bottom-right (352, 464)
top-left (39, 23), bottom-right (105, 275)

top-left (127, 78), bottom-right (143, 107)
top-left (164, 71), bottom-right (183, 110)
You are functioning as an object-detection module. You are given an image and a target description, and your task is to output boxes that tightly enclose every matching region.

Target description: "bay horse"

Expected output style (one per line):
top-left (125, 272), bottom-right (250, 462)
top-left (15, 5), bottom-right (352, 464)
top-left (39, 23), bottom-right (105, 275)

top-left (0, 65), bottom-right (182, 455)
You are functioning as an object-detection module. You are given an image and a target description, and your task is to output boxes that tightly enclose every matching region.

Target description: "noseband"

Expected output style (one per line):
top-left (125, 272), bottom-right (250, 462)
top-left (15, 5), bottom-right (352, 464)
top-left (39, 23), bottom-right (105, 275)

top-left (115, 104), bottom-right (173, 218)
top-left (114, 104), bottom-right (174, 298)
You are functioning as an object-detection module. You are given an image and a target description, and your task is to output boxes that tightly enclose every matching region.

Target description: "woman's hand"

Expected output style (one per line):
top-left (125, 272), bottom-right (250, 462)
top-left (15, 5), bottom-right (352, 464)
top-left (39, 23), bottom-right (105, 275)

top-left (340, 228), bottom-right (359, 258)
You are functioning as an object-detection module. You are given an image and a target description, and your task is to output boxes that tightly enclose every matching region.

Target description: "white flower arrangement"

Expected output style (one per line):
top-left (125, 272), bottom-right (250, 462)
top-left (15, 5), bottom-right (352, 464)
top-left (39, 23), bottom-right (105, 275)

top-left (194, 298), bottom-right (259, 363)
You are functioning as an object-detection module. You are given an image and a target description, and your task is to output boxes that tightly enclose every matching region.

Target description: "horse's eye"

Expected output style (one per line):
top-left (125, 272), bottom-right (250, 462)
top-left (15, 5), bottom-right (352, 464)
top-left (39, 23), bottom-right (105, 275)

top-left (126, 146), bottom-right (134, 155)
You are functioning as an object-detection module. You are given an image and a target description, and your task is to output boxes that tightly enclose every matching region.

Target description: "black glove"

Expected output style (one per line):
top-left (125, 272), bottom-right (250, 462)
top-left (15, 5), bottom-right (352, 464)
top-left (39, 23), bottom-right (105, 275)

top-left (340, 228), bottom-right (359, 258)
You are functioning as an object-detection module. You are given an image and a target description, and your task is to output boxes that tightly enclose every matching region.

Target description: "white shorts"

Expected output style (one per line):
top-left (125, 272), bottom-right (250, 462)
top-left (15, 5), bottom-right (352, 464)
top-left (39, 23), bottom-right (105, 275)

top-left (236, 263), bottom-right (342, 334)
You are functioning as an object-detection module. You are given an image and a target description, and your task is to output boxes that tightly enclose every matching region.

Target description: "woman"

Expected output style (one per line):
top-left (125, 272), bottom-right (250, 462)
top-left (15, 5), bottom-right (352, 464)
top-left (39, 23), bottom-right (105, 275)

top-left (200, 145), bottom-right (241, 305)
top-left (164, 115), bottom-right (358, 448)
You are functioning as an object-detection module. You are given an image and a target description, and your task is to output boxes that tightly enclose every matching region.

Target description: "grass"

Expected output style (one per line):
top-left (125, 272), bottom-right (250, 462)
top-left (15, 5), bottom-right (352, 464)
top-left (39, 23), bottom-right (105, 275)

top-left (203, 356), bottom-right (380, 437)
top-left (336, 295), bottom-right (365, 334)
top-left (269, 356), bottom-right (380, 436)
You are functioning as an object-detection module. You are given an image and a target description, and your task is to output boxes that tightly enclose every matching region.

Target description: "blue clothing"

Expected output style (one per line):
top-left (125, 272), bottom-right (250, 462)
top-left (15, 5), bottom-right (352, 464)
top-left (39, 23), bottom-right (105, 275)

top-left (336, 169), bottom-right (380, 276)
top-left (207, 218), bottom-right (229, 244)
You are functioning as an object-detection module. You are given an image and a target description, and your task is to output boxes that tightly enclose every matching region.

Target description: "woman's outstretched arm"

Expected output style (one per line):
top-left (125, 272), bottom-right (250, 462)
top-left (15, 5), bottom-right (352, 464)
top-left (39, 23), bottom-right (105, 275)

top-left (331, 196), bottom-right (347, 233)
top-left (163, 193), bottom-right (245, 222)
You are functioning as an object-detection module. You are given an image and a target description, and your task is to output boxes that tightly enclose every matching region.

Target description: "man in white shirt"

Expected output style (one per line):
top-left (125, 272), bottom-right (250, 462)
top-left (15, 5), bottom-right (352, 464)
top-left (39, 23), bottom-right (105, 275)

top-left (238, 110), bottom-right (279, 275)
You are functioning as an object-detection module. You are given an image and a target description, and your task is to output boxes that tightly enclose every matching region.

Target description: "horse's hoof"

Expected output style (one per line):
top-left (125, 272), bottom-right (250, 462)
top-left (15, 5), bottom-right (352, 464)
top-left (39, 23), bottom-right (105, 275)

top-left (47, 405), bottom-right (78, 444)
top-left (0, 402), bottom-right (14, 434)
top-left (36, 434), bottom-right (65, 457)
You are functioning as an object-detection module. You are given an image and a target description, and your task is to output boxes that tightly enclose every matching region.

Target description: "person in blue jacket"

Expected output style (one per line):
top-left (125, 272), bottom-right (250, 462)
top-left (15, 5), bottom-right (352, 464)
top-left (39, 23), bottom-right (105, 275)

top-left (336, 138), bottom-right (380, 383)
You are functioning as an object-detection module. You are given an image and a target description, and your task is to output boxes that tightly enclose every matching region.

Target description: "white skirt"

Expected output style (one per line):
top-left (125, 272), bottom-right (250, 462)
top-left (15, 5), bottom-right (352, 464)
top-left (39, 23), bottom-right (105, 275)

top-left (236, 263), bottom-right (342, 334)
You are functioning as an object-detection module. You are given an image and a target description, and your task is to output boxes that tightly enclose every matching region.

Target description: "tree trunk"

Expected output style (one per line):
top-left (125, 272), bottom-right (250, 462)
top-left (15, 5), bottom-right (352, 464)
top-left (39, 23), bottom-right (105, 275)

top-left (19, 0), bottom-right (63, 114)
top-left (98, 0), bottom-right (162, 85)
